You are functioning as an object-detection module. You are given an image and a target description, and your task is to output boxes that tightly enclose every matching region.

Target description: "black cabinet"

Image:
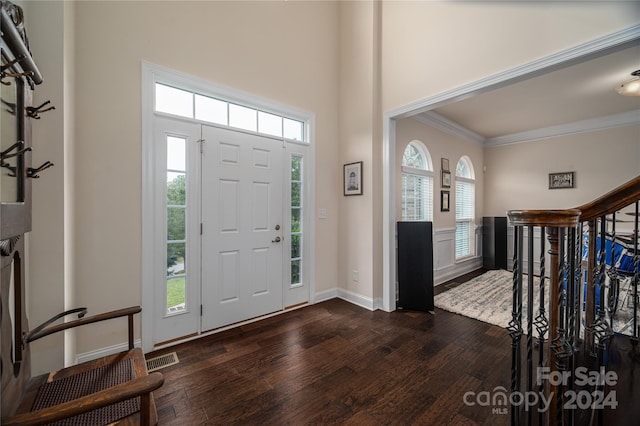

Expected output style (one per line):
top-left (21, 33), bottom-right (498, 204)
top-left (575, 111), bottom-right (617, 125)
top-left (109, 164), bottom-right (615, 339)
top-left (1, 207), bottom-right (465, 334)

top-left (397, 221), bottom-right (434, 311)
top-left (483, 216), bottom-right (508, 270)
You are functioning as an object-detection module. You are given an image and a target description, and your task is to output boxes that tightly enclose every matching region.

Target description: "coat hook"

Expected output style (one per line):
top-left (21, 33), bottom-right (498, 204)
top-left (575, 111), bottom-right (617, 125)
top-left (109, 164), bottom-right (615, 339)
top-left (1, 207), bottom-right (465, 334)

top-left (0, 162), bottom-right (17, 177)
top-left (0, 55), bottom-right (25, 74)
top-left (26, 100), bottom-right (55, 119)
top-left (1, 99), bottom-right (17, 115)
top-left (27, 161), bottom-right (54, 179)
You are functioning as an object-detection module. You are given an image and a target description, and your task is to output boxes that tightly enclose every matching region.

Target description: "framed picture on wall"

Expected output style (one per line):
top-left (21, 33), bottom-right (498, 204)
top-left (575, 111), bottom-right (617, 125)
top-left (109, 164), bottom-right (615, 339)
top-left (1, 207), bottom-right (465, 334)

top-left (441, 170), bottom-right (451, 188)
top-left (344, 161), bottom-right (363, 196)
top-left (441, 190), bottom-right (450, 212)
top-left (549, 171), bottom-right (575, 189)
top-left (441, 157), bottom-right (449, 172)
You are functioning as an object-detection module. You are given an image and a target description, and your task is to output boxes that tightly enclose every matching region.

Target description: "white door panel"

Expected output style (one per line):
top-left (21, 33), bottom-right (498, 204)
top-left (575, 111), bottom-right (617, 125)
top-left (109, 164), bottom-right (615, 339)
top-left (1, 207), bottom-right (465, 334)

top-left (201, 125), bottom-right (284, 331)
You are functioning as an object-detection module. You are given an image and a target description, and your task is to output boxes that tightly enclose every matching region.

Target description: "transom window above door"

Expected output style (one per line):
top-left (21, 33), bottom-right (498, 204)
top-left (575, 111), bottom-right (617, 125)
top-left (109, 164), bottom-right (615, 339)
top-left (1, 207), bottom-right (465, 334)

top-left (155, 83), bottom-right (306, 142)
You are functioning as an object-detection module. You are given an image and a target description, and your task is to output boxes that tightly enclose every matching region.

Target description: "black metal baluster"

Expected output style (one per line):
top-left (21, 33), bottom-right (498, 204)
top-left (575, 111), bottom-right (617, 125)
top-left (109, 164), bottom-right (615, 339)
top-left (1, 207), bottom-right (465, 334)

top-left (534, 227), bottom-right (548, 426)
top-left (554, 227), bottom-right (567, 425)
top-left (566, 226), bottom-right (577, 426)
top-left (508, 226), bottom-right (524, 426)
top-left (632, 201), bottom-right (639, 355)
top-left (574, 223), bottom-right (584, 351)
top-left (526, 226), bottom-right (534, 425)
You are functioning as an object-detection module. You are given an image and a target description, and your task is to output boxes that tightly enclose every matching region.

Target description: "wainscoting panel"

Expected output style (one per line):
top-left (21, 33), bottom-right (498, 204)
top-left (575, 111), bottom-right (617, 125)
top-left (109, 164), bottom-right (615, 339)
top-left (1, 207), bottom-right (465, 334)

top-left (434, 228), bottom-right (456, 270)
top-left (433, 226), bottom-right (483, 286)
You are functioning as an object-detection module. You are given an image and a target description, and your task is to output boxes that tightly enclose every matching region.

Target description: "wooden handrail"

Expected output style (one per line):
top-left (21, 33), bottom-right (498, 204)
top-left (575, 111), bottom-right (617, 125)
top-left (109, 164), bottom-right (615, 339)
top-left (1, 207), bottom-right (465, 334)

top-left (24, 306), bottom-right (141, 349)
top-left (507, 209), bottom-right (581, 227)
top-left (507, 175), bottom-right (640, 226)
top-left (575, 175), bottom-right (640, 222)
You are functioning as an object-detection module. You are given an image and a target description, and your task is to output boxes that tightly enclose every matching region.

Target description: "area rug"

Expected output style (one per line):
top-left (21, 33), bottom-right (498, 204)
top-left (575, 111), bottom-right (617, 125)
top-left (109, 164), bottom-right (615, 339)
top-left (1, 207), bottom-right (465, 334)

top-left (434, 269), bottom-right (634, 336)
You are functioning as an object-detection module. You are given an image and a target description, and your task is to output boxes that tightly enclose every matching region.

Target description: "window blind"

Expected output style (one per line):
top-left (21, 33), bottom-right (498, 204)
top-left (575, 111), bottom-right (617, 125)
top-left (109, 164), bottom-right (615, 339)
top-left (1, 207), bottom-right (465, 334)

top-left (402, 173), bottom-right (433, 221)
top-left (455, 179), bottom-right (475, 258)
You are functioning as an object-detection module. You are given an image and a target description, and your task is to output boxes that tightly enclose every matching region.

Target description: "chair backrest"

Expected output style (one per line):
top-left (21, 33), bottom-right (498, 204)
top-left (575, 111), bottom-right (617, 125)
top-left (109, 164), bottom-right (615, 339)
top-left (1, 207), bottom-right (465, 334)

top-left (1, 236), bottom-right (31, 417)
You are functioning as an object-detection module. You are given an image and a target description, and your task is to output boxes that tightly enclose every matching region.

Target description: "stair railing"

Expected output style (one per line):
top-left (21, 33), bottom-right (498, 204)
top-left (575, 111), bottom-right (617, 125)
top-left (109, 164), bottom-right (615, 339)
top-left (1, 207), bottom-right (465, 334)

top-left (507, 175), bottom-right (640, 426)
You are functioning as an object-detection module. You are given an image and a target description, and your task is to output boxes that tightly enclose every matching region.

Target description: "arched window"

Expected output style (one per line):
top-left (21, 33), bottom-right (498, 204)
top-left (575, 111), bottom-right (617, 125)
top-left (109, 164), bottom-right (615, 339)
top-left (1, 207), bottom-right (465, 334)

top-left (455, 156), bottom-right (475, 259)
top-left (401, 141), bottom-right (433, 221)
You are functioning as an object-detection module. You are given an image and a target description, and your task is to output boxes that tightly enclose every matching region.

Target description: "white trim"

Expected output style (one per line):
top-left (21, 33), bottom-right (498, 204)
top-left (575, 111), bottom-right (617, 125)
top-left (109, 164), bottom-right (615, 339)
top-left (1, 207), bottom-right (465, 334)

top-left (485, 109), bottom-right (640, 147)
top-left (382, 25), bottom-right (640, 314)
top-left (413, 112), bottom-right (485, 145)
top-left (314, 288), bottom-right (338, 304)
top-left (336, 288), bottom-right (377, 311)
top-left (434, 257), bottom-right (483, 286)
top-left (382, 115), bottom-right (396, 312)
top-left (141, 62), bottom-right (315, 351)
top-left (389, 24), bottom-right (640, 119)
top-left (143, 61), bottom-right (312, 128)
top-left (416, 108), bottom-right (640, 148)
top-left (76, 339), bottom-right (143, 364)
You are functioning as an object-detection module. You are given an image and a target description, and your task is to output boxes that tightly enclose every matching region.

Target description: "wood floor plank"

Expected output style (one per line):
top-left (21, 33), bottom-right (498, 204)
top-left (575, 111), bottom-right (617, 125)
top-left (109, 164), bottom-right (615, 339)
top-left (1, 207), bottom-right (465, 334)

top-left (148, 291), bottom-right (638, 425)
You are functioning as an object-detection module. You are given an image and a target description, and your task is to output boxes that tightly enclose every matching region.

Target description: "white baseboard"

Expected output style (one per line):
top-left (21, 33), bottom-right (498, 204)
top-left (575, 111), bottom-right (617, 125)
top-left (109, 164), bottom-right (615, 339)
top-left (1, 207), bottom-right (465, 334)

top-left (434, 256), bottom-right (483, 286)
top-left (314, 288), bottom-right (338, 303)
top-left (75, 339), bottom-right (142, 364)
top-left (337, 288), bottom-right (378, 311)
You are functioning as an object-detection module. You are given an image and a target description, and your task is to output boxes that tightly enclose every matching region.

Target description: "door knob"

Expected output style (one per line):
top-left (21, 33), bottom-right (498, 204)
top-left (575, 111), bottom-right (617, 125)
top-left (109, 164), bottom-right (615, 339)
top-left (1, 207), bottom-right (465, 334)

top-left (272, 236), bottom-right (282, 243)
top-left (275, 225), bottom-right (281, 230)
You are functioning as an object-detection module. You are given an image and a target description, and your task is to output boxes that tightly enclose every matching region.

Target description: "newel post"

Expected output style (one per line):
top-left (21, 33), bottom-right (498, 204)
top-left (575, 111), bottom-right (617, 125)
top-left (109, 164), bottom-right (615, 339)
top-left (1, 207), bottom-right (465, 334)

top-left (507, 209), bottom-right (581, 426)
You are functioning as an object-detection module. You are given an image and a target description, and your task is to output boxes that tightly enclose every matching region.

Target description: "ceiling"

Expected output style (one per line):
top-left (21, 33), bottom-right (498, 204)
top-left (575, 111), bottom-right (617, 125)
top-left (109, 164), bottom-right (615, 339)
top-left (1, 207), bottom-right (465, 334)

top-left (414, 43), bottom-right (640, 146)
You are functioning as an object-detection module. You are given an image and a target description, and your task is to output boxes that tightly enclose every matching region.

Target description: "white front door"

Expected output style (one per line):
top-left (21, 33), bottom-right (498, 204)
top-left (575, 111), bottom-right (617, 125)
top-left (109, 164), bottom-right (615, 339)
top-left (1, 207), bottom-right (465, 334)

top-left (200, 125), bottom-right (285, 331)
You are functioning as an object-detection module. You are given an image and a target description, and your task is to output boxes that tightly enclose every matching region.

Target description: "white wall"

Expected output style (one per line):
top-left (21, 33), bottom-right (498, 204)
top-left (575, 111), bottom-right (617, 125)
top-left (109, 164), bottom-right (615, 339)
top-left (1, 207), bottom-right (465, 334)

top-left (337, 1), bottom-right (378, 307)
top-left (70, 1), bottom-right (340, 356)
top-left (484, 125), bottom-right (640, 216)
top-left (381, 1), bottom-right (640, 112)
top-left (22, 0), bottom-right (74, 376)
top-left (19, 0), bottom-right (640, 366)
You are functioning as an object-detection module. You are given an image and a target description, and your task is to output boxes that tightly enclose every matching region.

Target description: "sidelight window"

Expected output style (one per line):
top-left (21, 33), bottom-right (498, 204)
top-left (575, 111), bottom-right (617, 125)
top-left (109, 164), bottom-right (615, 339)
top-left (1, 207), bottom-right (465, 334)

top-left (290, 155), bottom-right (303, 286)
top-left (166, 136), bottom-right (187, 313)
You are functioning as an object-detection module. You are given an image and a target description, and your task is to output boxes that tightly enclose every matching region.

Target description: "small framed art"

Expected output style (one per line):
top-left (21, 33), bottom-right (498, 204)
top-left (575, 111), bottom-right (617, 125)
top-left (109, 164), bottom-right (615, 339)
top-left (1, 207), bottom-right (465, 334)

top-left (441, 170), bottom-right (451, 188)
top-left (549, 171), bottom-right (575, 189)
top-left (441, 190), bottom-right (450, 212)
top-left (344, 161), bottom-right (363, 196)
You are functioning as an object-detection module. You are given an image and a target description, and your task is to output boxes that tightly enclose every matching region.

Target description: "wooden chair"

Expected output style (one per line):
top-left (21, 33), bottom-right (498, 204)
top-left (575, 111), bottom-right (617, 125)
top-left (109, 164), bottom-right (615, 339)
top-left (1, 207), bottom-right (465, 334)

top-left (1, 305), bottom-right (164, 426)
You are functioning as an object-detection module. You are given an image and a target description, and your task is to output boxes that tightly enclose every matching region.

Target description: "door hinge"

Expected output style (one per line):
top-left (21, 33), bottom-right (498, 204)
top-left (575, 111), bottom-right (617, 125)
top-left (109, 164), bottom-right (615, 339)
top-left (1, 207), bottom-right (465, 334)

top-left (200, 305), bottom-right (203, 316)
top-left (197, 138), bottom-right (204, 154)
top-left (200, 223), bottom-right (203, 235)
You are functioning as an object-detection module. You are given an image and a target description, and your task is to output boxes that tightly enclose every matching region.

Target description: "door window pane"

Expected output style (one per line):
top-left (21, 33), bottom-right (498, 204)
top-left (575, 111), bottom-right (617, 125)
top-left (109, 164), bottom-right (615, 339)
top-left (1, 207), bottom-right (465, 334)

top-left (156, 83), bottom-right (193, 118)
top-left (195, 94), bottom-right (228, 125)
top-left (167, 207), bottom-right (186, 241)
top-left (229, 103), bottom-right (257, 132)
top-left (167, 136), bottom-right (186, 171)
top-left (258, 111), bottom-right (283, 137)
top-left (167, 173), bottom-right (186, 205)
top-left (167, 276), bottom-right (186, 311)
top-left (283, 118), bottom-right (303, 141)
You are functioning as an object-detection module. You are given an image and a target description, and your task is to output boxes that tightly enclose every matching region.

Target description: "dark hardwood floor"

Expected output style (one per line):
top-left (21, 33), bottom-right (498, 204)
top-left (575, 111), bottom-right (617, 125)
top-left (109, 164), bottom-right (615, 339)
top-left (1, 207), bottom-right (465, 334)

top-left (149, 271), bottom-right (639, 425)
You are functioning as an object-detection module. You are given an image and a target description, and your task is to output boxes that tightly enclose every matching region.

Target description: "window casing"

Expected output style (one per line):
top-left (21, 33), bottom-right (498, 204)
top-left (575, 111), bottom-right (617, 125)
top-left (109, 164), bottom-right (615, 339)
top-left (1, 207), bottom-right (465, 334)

top-left (401, 141), bottom-right (433, 222)
top-left (455, 156), bottom-right (475, 259)
top-left (155, 83), bottom-right (306, 142)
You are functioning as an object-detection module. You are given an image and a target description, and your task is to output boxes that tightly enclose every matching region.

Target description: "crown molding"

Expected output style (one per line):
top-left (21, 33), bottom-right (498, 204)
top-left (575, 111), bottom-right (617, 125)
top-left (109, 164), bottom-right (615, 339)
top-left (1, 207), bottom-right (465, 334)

top-left (413, 112), bottom-right (485, 145)
top-left (484, 109), bottom-right (640, 147)
top-left (389, 24), bottom-right (640, 120)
